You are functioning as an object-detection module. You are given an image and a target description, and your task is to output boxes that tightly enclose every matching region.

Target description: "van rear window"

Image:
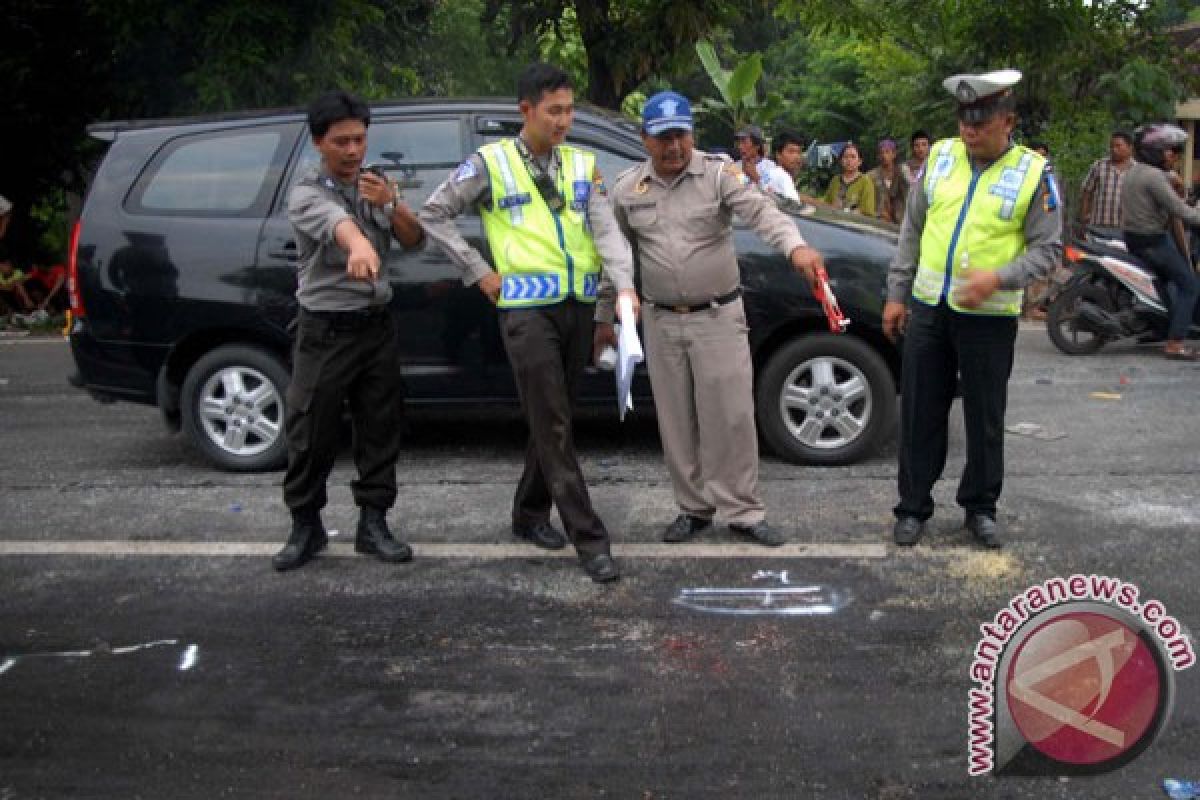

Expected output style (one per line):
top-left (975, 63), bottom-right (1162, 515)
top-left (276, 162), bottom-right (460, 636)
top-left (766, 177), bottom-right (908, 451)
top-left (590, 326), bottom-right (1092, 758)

top-left (133, 130), bottom-right (283, 214)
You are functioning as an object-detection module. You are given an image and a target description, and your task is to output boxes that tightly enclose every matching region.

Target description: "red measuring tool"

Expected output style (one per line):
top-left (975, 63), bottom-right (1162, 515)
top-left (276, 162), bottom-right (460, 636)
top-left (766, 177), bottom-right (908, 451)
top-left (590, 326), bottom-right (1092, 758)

top-left (814, 265), bottom-right (849, 333)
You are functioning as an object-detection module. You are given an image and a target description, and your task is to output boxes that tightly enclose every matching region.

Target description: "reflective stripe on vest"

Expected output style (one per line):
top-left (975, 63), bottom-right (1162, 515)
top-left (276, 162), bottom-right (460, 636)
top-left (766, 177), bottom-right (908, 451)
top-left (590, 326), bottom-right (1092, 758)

top-left (913, 138), bottom-right (1045, 316)
top-left (491, 145), bottom-right (525, 226)
top-left (479, 140), bottom-right (601, 309)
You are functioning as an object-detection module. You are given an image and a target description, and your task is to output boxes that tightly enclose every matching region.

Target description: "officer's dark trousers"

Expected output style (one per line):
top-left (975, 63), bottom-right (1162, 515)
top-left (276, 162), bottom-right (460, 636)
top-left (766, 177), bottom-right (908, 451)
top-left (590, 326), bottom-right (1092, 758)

top-left (499, 299), bottom-right (610, 557)
top-left (895, 300), bottom-right (1017, 522)
top-left (283, 307), bottom-right (403, 518)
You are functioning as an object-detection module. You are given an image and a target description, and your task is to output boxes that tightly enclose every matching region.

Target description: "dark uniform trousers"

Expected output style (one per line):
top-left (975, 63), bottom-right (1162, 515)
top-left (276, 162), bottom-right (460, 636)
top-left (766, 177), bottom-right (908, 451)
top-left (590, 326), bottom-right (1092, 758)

top-left (895, 300), bottom-right (1017, 521)
top-left (498, 298), bottom-right (610, 557)
top-left (283, 307), bottom-right (404, 517)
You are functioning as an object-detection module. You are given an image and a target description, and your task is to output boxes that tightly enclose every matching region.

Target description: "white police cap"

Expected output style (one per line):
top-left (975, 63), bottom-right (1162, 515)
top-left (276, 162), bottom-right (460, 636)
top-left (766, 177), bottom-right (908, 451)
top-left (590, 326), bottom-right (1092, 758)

top-left (942, 69), bottom-right (1022, 105)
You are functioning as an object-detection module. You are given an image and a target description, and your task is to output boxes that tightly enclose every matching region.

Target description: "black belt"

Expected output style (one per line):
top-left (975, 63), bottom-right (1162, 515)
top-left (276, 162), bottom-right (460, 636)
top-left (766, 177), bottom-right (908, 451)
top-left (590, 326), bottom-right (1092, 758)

top-left (301, 305), bottom-right (390, 330)
top-left (654, 287), bottom-right (742, 314)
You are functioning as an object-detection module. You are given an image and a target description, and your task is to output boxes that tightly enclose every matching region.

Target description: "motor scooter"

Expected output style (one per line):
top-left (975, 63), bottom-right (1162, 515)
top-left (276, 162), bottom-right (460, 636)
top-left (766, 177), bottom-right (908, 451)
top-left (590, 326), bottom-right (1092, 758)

top-left (1046, 232), bottom-right (1200, 355)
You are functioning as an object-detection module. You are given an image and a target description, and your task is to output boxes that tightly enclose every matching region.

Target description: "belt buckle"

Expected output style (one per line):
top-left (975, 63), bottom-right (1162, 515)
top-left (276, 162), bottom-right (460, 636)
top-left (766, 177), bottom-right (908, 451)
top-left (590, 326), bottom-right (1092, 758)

top-left (672, 304), bottom-right (690, 314)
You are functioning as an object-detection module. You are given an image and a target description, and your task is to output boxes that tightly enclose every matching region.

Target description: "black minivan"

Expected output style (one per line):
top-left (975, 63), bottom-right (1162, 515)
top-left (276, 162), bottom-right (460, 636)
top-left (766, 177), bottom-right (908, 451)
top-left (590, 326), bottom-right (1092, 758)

top-left (68, 100), bottom-right (901, 471)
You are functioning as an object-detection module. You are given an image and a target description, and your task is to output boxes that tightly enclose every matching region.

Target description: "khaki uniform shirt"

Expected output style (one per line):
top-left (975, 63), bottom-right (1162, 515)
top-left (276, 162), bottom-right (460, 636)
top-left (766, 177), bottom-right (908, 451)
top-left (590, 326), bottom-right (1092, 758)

top-left (600, 150), bottom-right (807, 322)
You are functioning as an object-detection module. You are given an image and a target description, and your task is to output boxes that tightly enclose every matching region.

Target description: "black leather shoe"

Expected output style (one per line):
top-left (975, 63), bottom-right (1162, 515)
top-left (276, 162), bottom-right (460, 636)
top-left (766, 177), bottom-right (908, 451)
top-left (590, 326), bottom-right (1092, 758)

top-left (513, 520), bottom-right (568, 550)
top-left (893, 516), bottom-right (924, 546)
top-left (966, 514), bottom-right (1002, 549)
top-left (580, 553), bottom-right (620, 583)
top-left (355, 507), bottom-right (413, 563)
top-left (662, 514), bottom-right (712, 543)
top-left (729, 520), bottom-right (785, 547)
top-left (273, 517), bottom-right (328, 572)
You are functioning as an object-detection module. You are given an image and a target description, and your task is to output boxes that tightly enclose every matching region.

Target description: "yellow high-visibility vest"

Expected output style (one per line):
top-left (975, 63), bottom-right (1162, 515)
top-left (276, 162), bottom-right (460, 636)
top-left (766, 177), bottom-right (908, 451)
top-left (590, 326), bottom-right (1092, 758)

top-left (912, 138), bottom-right (1045, 316)
top-left (478, 140), bottom-right (601, 308)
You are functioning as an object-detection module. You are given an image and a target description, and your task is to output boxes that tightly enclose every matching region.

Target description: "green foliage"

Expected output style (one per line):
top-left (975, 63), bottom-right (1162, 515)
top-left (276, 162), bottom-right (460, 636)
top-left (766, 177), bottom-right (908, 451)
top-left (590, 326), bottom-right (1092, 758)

top-left (1096, 59), bottom-right (1184, 126)
top-left (771, 0), bottom-right (1199, 175)
top-left (29, 191), bottom-right (71, 265)
top-left (621, 91), bottom-right (648, 121)
top-left (693, 39), bottom-right (784, 144)
top-left (420, 0), bottom-right (534, 96)
top-left (2, 0), bottom-right (436, 262)
top-left (483, 0), bottom-right (738, 108)
top-left (1035, 108), bottom-right (1117, 216)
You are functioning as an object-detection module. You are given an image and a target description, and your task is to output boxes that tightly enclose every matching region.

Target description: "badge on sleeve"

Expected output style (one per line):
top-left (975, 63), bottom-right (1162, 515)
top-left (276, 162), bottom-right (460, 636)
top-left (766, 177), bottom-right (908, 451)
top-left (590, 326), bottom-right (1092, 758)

top-left (722, 163), bottom-right (751, 186)
top-left (572, 180), bottom-right (592, 211)
top-left (453, 159), bottom-right (478, 183)
top-left (592, 168), bottom-right (607, 197)
top-left (1041, 166), bottom-right (1060, 212)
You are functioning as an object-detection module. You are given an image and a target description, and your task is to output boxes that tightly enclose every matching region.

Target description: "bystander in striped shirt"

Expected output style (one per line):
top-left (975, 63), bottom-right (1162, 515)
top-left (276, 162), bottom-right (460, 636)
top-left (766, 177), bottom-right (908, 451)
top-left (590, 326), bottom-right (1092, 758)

top-left (1081, 157), bottom-right (1130, 230)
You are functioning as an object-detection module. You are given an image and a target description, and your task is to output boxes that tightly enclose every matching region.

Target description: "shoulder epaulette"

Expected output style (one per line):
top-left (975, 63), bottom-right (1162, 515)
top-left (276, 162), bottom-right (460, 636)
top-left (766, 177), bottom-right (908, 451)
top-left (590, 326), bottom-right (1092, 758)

top-left (613, 164), bottom-right (641, 190)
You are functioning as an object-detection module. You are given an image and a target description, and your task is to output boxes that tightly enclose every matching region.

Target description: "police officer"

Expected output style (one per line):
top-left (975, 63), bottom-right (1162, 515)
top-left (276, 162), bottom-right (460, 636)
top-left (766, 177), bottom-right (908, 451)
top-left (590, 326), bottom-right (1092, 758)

top-left (273, 90), bottom-right (424, 572)
top-left (419, 63), bottom-right (635, 583)
top-left (596, 91), bottom-right (825, 547)
top-left (883, 70), bottom-right (1063, 549)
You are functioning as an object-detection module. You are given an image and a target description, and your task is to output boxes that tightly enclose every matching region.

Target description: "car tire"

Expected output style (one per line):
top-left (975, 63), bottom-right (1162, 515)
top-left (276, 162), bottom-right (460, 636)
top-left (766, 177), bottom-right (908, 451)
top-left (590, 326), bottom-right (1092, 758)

top-left (1046, 280), bottom-right (1110, 355)
top-left (756, 334), bottom-right (896, 466)
top-left (181, 345), bottom-right (290, 472)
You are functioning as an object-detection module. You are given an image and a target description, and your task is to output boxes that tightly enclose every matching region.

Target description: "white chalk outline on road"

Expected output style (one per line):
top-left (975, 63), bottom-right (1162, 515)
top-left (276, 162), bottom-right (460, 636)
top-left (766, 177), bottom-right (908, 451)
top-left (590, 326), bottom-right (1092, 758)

top-left (0, 540), bottom-right (886, 559)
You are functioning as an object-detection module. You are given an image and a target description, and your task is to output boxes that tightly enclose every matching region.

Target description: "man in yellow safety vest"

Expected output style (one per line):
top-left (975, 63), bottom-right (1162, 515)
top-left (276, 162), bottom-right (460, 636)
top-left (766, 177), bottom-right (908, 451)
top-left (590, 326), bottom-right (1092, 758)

top-left (420, 63), bottom-right (636, 583)
top-left (882, 69), bottom-right (1063, 549)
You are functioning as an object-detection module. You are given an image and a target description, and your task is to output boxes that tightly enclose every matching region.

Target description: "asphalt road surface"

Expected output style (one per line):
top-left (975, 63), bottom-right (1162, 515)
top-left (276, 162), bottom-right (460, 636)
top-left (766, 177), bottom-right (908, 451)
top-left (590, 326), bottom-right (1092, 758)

top-left (1, 329), bottom-right (1199, 799)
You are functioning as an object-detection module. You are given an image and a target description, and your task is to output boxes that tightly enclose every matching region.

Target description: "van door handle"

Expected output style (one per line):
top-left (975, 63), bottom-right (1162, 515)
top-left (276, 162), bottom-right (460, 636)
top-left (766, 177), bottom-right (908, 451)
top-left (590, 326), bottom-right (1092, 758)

top-left (268, 240), bottom-right (297, 260)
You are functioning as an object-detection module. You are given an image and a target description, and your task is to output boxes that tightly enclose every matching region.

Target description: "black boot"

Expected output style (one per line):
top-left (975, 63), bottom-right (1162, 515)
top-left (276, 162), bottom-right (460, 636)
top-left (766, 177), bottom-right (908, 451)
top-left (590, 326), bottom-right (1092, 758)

top-left (355, 506), bottom-right (413, 563)
top-left (272, 514), bottom-right (328, 572)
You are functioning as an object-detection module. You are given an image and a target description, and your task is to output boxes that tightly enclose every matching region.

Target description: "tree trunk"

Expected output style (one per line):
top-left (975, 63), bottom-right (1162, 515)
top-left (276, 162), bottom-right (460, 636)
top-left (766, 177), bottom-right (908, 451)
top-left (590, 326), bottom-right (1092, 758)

top-left (574, 0), bottom-right (623, 109)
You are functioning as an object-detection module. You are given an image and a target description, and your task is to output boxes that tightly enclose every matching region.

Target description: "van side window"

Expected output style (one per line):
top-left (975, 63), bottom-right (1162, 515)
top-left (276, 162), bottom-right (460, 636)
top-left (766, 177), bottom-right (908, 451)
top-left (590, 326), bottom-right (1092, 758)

top-left (290, 118), bottom-right (465, 208)
top-left (133, 130), bottom-right (284, 214)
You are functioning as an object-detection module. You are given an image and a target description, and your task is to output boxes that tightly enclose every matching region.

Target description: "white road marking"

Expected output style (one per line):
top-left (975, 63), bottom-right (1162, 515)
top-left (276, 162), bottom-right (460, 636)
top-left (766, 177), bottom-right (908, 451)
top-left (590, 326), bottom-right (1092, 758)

top-left (0, 337), bottom-right (67, 346)
top-left (0, 540), bottom-right (886, 559)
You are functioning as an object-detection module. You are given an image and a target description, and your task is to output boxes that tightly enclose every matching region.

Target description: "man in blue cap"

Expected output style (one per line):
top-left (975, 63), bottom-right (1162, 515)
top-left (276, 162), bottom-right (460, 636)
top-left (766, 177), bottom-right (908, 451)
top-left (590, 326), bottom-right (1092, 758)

top-left (595, 90), bottom-right (826, 547)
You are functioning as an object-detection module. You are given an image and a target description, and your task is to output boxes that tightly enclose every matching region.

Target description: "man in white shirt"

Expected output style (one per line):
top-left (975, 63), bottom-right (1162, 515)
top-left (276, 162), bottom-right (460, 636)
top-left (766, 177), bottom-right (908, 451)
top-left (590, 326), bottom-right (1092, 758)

top-left (734, 125), bottom-right (799, 201)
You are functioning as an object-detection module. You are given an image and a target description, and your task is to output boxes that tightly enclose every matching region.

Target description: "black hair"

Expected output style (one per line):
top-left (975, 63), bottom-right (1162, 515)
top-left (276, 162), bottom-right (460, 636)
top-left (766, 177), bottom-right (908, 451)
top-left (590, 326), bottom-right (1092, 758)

top-left (516, 62), bottom-right (573, 106)
top-left (307, 91), bottom-right (370, 138)
top-left (1029, 141), bottom-right (1050, 155)
top-left (910, 129), bottom-right (931, 145)
top-left (1112, 130), bottom-right (1133, 147)
top-left (772, 129), bottom-right (807, 157)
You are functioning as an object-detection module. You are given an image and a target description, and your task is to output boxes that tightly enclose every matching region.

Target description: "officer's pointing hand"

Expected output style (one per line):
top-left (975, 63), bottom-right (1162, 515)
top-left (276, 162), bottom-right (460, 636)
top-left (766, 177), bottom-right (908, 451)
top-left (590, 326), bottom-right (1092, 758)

top-left (953, 269), bottom-right (1001, 309)
top-left (477, 272), bottom-right (502, 305)
top-left (346, 241), bottom-right (380, 281)
top-left (789, 245), bottom-right (824, 292)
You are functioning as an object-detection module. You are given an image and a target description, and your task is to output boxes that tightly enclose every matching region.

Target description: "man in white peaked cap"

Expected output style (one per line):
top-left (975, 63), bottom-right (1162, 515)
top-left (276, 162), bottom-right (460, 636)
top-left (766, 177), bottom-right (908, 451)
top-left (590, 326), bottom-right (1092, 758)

top-left (882, 69), bottom-right (1062, 549)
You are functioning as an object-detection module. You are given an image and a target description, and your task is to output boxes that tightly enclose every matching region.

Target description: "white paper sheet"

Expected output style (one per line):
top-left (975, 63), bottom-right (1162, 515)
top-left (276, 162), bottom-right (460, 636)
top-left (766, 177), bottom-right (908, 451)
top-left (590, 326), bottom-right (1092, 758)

top-left (615, 295), bottom-right (643, 420)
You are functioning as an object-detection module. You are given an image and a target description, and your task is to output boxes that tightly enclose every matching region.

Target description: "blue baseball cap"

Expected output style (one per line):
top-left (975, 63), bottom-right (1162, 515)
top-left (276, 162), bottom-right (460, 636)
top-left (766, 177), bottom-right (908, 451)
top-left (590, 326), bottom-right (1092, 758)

top-left (642, 91), bottom-right (693, 136)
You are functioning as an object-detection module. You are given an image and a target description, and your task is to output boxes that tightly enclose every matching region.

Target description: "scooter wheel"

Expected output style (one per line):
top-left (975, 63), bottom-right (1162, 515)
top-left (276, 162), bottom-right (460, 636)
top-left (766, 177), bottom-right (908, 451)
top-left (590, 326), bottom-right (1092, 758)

top-left (1046, 283), bottom-right (1110, 355)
